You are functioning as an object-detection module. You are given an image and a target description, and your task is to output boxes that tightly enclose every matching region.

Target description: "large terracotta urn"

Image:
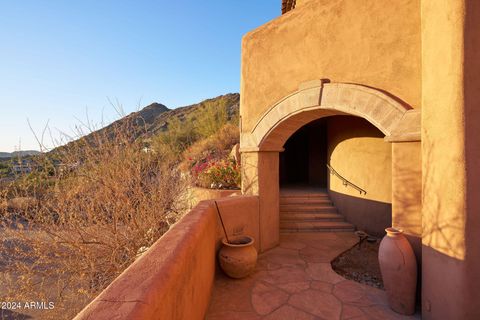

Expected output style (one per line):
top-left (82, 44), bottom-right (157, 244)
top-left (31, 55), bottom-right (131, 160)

top-left (379, 227), bottom-right (417, 315)
top-left (218, 235), bottom-right (257, 279)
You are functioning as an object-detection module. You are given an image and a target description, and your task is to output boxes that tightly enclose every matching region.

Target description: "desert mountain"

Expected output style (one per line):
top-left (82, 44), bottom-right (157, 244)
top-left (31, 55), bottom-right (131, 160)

top-left (54, 93), bottom-right (240, 153)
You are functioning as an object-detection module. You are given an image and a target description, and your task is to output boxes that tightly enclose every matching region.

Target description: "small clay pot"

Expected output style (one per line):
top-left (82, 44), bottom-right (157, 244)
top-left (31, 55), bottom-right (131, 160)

top-left (379, 227), bottom-right (417, 315)
top-left (218, 235), bottom-right (257, 279)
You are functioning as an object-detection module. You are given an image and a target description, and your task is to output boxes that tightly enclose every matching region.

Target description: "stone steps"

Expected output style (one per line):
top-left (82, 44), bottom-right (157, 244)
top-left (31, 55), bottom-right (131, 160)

top-left (280, 192), bottom-right (330, 199)
top-left (279, 190), bottom-right (354, 233)
top-left (280, 212), bottom-right (345, 222)
top-left (280, 197), bottom-right (332, 205)
top-left (280, 204), bottom-right (337, 213)
top-left (280, 221), bottom-right (356, 232)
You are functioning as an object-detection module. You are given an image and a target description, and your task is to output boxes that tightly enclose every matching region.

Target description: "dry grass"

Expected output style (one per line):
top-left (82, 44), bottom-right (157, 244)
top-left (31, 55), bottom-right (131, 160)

top-left (0, 118), bottom-right (188, 319)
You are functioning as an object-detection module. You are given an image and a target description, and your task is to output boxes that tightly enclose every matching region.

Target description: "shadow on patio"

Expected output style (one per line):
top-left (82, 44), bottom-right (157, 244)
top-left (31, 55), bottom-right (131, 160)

top-left (207, 232), bottom-right (421, 320)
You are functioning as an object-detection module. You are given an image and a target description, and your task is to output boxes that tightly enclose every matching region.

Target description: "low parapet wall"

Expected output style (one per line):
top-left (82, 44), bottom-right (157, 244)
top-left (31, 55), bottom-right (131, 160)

top-left (192, 187), bottom-right (241, 201)
top-left (74, 201), bottom-right (217, 320)
top-left (74, 195), bottom-right (260, 320)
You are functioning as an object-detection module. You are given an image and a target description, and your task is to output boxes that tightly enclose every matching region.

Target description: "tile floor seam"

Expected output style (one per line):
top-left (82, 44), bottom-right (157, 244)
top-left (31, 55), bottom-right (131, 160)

top-left (339, 303), bottom-right (346, 320)
top-left (256, 300), bottom-right (288, 318)
top-left (343, 304), bottom-right (370, 319)
top-left (260, 280), bottom-right (284, 293)
top-left (285, 298), bottom-right (328, 320)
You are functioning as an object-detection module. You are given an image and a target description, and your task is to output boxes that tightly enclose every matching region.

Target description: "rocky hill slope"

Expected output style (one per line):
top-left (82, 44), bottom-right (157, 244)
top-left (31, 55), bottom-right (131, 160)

top-left (55, 93), bottom-right (239, 153)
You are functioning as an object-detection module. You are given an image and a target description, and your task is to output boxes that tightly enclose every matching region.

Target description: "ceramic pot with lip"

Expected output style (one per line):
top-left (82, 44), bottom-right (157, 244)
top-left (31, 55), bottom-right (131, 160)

top-left (218, 235), bottom-right (257, 279)
top-left (379, 227), bottom-right (417, 315)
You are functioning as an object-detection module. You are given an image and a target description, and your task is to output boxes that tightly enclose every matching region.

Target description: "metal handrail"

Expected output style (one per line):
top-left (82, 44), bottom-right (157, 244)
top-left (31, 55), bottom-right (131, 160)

top-left (326, 164), bottom-right (367, 195)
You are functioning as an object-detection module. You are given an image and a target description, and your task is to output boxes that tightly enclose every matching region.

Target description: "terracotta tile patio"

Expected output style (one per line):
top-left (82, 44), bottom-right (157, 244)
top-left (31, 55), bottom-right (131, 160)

top-left (206, 232), bottom-right (421, 320)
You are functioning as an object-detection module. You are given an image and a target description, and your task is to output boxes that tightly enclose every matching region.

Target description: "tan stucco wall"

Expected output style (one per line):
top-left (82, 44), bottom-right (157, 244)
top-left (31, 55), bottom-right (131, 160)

top-left (392, 142), bottom-right (422, 261)
top-left (240, 0), bottom-right (421, 133)
top-left (214, 196), bottom-right (260, 252)
top-left (421, 0), bottom-right (480, 318)
top-left (294, 0), bottom-right (310, 7)
top-left (327, 116), bottom-right (392, 236)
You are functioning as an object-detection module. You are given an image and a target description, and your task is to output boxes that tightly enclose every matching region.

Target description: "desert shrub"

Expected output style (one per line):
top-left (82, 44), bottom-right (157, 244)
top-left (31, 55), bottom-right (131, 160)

top-left (183, 123), bottom-right (239, 168)
top-left (192, 157), bottom-right (240, 189)
top-left (0, 161), bottom-right (11, 177)
top-left (154, 116), bottom-right (199, 158)
top-left (152, 94), bottom-right (239, 159)
top-left (4, 162), bottom-right (56, 200)
top-left (0, 118), bottom-right (188, 319)
top-left (182, 123), bottom-right (240, 190)
top-left (194, 100), bottom-right (229, 138)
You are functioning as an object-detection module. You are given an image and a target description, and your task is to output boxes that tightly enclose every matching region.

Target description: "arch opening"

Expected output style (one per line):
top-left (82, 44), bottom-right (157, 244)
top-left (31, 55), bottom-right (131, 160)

top-left (278, 114), bottom-right (393, 236)
top-left (279, 118), bottom-right (328, 188)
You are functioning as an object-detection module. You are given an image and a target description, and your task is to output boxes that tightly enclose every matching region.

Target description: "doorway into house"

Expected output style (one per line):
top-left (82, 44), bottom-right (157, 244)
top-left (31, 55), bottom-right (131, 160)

top-left (279, 118), bottom-right (328, 188)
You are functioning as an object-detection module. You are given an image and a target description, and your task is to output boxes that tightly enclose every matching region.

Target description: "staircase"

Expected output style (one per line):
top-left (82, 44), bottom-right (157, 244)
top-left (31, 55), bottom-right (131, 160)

top-left (279, 189), bottom-right (355, 233)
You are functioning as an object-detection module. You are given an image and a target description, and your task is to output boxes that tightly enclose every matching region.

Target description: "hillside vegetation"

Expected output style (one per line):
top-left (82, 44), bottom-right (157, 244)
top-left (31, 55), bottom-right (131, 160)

top-left (54, 93), bottom-right (239, 155)
top-left (0, 150), bottom-right (41, 159)
top-left (0, 93), bottom-right (240, 319)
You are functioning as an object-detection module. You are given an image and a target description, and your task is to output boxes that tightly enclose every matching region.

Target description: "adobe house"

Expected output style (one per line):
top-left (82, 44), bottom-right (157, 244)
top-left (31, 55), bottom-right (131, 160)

top-left (239, 0), bottom-right (480, 319)
top-left (75, 1), bottom-right (479, 319)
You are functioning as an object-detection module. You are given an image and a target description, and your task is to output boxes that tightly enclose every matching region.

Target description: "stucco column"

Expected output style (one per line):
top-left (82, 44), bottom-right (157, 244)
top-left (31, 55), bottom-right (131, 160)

top-left (421, 0), bottom-right (480, 318)
top-left (390, 141), bottom-right (422, 305)
top-left (391, 142), bottom-right (422, 262)
top-left (241, 150), bottom-right (280, 252)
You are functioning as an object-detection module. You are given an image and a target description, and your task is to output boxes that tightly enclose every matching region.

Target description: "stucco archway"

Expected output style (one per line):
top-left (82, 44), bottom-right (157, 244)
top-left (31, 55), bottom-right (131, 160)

top-left (240, 80), bottom-right (421, 252)
top-left (240, 80), bottom-right (420, 152)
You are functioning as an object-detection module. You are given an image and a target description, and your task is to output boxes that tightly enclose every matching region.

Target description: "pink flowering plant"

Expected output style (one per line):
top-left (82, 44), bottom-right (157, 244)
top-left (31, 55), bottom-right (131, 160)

top-left (190, 156), bottom-right (240, 189)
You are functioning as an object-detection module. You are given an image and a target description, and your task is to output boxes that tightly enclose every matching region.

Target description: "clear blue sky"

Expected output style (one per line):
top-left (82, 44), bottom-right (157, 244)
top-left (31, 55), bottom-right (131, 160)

top-left (0, 1), bottom-right (278, 152)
